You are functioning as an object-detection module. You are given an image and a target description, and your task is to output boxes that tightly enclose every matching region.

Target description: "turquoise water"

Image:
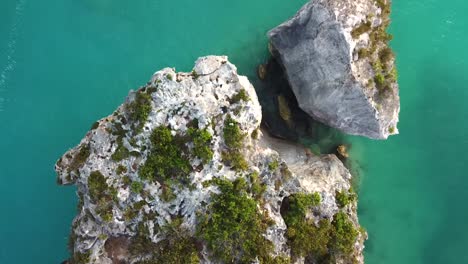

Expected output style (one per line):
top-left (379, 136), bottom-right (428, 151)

top-left (0, 0), bottom-right (466, 263)
top-left (350, 0), bottom-right (468, 263)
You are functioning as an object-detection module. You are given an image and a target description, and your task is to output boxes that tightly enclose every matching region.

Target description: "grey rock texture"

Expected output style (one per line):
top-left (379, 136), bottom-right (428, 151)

top-left (56, 56), bottom-right (365, 263)
top-left (268, 0), bottom-right (400, 139)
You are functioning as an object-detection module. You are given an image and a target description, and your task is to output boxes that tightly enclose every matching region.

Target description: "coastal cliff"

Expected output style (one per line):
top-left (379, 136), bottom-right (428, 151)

top-left (268, 0), bottom-right (400, 139)
top-left (56, 56), bottom-right (365, 264)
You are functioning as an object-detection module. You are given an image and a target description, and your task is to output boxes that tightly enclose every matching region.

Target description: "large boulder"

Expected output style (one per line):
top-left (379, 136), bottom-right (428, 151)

top-left (268, 0), bottom-right (400, 139)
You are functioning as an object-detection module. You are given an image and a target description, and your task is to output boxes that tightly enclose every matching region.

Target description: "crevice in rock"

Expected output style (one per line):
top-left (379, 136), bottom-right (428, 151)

top-left (253, 56), bottom-right (347, 155)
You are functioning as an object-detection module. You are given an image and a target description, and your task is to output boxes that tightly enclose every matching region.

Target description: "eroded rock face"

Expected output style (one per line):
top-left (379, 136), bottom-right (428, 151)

top-left (268, 0), bottom-right (400, 139)
top-left (56, 56), bottom-right (365, 264)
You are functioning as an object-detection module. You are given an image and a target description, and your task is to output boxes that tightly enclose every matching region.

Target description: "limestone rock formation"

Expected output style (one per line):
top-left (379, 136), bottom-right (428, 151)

top-left (56, 56), bottom-right (365, 264)
top-left (268, 0), bottom-right (400, 139)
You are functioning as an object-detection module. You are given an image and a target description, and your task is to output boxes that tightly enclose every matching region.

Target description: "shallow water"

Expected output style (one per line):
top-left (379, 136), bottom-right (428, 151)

top-left (0, 0), bottom-right (466, 263)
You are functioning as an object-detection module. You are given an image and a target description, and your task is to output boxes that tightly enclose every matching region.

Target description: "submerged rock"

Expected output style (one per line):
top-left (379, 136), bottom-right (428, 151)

top-left (56, 56), bottom-right (365, 263)
top-left (268, 0), bottom-right (400, 139)
top-left (337, 145), bottom-right (349, 159)
top-left (257, 63), bottom-right (267, 80)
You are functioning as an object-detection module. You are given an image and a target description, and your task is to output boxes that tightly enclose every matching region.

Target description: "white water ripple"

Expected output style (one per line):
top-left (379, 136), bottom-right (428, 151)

top-left (0, 0), bottom-right (26, 112)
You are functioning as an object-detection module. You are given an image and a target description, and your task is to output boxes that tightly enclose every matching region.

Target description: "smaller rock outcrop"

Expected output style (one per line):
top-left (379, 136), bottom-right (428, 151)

top-left (268, 0), bottom-right (400, 139)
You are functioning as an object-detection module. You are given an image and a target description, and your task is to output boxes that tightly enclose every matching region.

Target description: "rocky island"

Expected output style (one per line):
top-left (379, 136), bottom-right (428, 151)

top-left (57, 56), bottom-right (364, 264)
top-left (56, 0), bottom-right (399, 263)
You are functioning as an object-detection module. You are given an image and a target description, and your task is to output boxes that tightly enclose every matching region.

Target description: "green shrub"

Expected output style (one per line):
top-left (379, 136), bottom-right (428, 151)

top-left (111, 144), bottom-right (130, 161)
top-left (130, 181), bottom-right (143, 194)
top-left (116, 165), bottom-right (127, 175)
top-left (268, 159), bottom-right (279, 171)
top-left (221, 151), bottom-right (248, 172)
top-left (374, 73), bottom-right (385, 88)
top-left (68, 144), bottom-right (90, 172)
top-left (130, 219), bottom-right (199, 264)
top-left (351, 21), bottom-right (372, 39)
top-left (388, 126), bottom-right (395, 134)
top-left (166, 74), bottom-right (173, 81)
top-left (88, 171), bottom-right (108, 202)
top-left (330, 212), bottom-right (359, 254)
top-left (361, 0), bottom-right (397, 93)
top-left (129, 223), bottom-right (154, 256)
top-left (188, 127), bottom-right (213, 163)
top-left (249, 171), bottom-right (266, 199)
top-left (198, 178), bottom-right (273, 263)
top-left (139, 126), bottom-right (191, 183)
top-left (251, 128), bottom-right (259, 139)
top-left (379, 47), bottom-right (394, 64)
top-left (387, 67), bottom-right (398, 82)
top-left (261, 255), bottom-right (291, 264)
top-left (282, 193), bottom-right (330, 259)
top-left (69, 251), bottom-right (90, 264)
top-left (283, 193), bottom-right (321, 227)
top-left (122, 176), bottom-right (132, 186)
top-left (124, 201), bottom-right (147, 221)
top-left (191, 70), bottom-right (199, 79)
top-left (126, 91), bottom-right (152, 132)
top-left (223, 115), bottom-right (245, 149)
top-left (160, 186), bottom-right (176, 202)
top-left (230, 89), bottom-right (250, 104)
top-left (98, 207), bottom-right (113, 222)
top-left (335, 190), bottom-right (356, 208)
top-left (375, 0), bottom-right (391, 17)
top-left (357, 48), bottom-right (369, 58)
top-left (222, 116), bottom-right (248, 171)
top-left (88, 171), bottom-right (116, 222)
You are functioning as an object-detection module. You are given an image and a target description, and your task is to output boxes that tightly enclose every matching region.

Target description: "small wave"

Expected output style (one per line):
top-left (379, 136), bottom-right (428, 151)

top-left (0, 0), bottom-right (27, 111)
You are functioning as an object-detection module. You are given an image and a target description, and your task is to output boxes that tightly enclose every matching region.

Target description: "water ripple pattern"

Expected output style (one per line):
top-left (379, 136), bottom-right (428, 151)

top-left (0, 0), bottom-right (26, 112)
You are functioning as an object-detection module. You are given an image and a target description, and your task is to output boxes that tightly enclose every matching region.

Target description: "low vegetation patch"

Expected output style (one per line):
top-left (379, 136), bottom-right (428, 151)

top-left (222, 115), bottom-right (248, 171)
top-left (268, 159), bottom-right (279, 171)
top-left (330, 212), bottom-right (359, 255)
top-left (352, 0), bottom-right (397, 95)
top-left (88, 171), bottom-right (108, 202)
top-left (229, 89), bottom-right (250, 104)
top-left (69, 251), bottom-right (90, 264)
top-left (281, 192), bottom-right (360, 261)
top-left (111, 144), bottom-right (130, 161)
top-left (282, 193), bottom-right (326, 259)
top-left (88, 171), bottom-right (116, 222)
top-left (197, 178), bottom-right (274, 263)
top-left (68, 144), bottom-right (90, 172)
top-left (116, 165), bottom-right (127, 175)
top-left (131, 220), bottom-right (199, 264)
top-left (187, 127), bottom-right (213, 163)
top-left (351, 21), bottom-right (372, 39)
top-left (130, 181), bottom-right (143, 194)
top-left (249, 171), bottom-right (266, 199)
top-left (335, 189), bottom-right (356, 208)
top-left (138, 126), bottom-right (191, 184)
top-left (126, 90), bottom-right (152, 132)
